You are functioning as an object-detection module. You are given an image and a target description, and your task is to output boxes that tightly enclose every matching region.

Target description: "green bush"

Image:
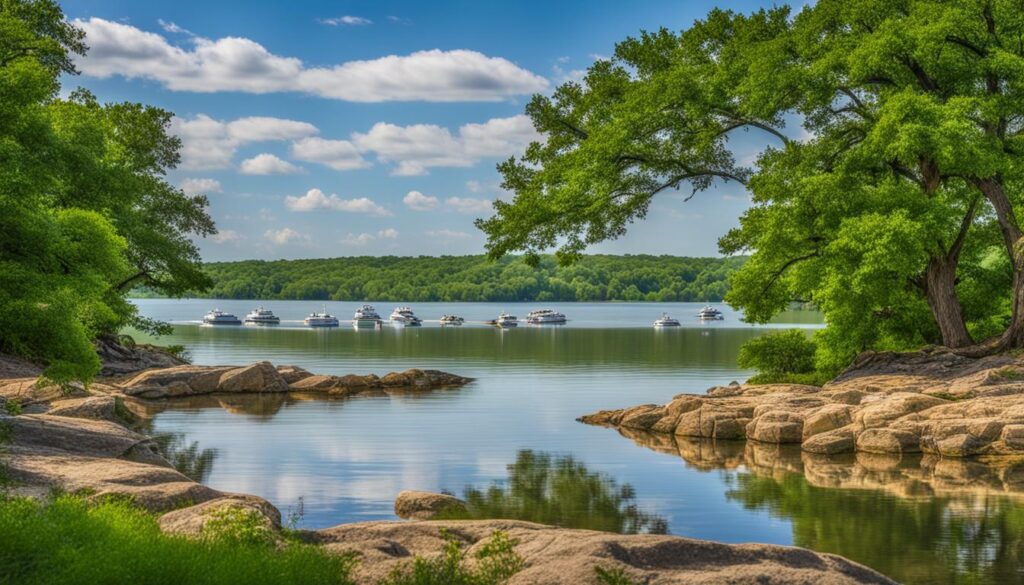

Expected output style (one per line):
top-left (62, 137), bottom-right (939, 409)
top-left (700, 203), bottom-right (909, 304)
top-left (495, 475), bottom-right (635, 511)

top-left (3, 399), bottom-right (20, 416)
top-left (737, 329), bottom-right (820, 385)
top-left (380, 529), bottom-right (523, 585)
top-left (0, 495), bottom-right (356, 585)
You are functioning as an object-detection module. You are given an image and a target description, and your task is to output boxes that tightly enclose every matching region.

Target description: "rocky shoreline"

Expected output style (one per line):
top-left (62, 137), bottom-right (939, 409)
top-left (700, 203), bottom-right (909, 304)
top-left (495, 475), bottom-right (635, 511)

top-left (0, 354), bottom-right (896, 584)
top-left (580, 349), bottom-right (1024, 459)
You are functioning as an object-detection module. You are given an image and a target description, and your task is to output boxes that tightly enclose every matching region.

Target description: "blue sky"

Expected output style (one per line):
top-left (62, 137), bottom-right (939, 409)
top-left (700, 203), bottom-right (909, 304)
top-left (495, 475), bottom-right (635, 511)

top-left (63, 0), bottom-right (777, 261)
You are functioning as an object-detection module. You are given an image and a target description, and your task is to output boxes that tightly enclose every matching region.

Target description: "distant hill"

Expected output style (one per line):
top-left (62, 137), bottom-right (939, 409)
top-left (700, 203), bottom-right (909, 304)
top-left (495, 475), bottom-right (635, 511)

top-left (134, 254), bottom-right (745, 302)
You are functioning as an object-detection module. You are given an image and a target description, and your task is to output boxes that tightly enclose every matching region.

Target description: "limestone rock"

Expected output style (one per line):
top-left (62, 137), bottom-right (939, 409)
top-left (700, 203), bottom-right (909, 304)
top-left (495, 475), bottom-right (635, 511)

top-left (394, 490), bottom-right (468, 520)
top-left (218, 361), bottom-right (289, 393)
top-left (46, 395), bottom-right (136, 425)
top-left (315, 519), bottom-right (895, 585)
top-left (159, 495), bottom-right (282, 536)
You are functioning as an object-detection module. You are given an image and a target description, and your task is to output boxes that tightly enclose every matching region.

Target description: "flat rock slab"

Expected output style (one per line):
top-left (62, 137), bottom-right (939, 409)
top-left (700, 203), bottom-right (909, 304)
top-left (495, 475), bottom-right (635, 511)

top-left (314, 519), bottom-right (895, 584)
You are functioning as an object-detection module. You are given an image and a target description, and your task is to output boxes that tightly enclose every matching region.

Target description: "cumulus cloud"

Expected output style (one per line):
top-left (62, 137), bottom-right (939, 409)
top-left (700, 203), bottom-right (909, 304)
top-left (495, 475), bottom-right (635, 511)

top-left (284, 188), bottom-right (391, 216)
top-left (264, 227), bottom-right (309, 245)
top-left (290, 137), bottom-right (369, 171)
top-left (352, 115), bottom-right (540, 175)
top-left (320, 16), bottom-right (372, 26)
top-left (209, 229), bottom-right (243, 243)
top-left (171, 114), bottom-right (317, 170)
top-left (240, 153), bottom-right (304, 175)
top-left (340, 228), bottom-right (399, 247)
top-left (75, 18), bottom-right (548, 102)
top-left (179, 177), bottom-right (222, 195)
top-left (446, 197), bottom-right (493, 214)
top-left (402, 191), bottom-right (439, 211)
top-left (425, 229), bottom-right (472, 239)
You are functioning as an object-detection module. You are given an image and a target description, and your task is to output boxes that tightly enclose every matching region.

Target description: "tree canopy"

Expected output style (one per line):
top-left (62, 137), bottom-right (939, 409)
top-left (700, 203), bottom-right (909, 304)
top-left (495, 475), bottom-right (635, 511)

top-left (143, 254), bottom-right (742, 303)
top-left (480, 0), bottom-right (1024, 372)
top-left (0, 0), bottom-right (216, 382)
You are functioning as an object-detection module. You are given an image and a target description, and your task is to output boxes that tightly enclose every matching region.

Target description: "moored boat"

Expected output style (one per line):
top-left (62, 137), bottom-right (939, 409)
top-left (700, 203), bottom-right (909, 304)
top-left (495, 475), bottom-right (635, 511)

top-left (654, 313), bottom-right (681, 327)
top-left (697, 305), bottom-right (724, 320)
top-left (440, 314), bottom-right (465, 325)
top-left (203, 309), bottom-right (241, 325)
top-left (390, 306), bottom-right (422, 326)
top-left (304, 307), bottom-right (339, 327)
top-left (352, 304), bottom-right (382, 328)
top-left (244, 306), bottom-right (280, 325)
top-left (495, 312), bottom-right (518, 328)
top-left (526, 308), bottom-right (567, 324)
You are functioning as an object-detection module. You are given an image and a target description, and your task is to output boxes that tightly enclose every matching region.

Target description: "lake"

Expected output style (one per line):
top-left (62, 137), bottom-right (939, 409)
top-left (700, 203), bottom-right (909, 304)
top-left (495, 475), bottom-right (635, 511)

top-left (131, 299), bottom-right (1024, 584)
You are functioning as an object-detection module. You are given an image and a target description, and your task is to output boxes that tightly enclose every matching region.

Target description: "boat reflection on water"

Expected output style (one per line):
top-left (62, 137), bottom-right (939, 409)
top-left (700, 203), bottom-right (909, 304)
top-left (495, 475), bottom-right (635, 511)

top-left (602, 426), bottom-right (1024, 585)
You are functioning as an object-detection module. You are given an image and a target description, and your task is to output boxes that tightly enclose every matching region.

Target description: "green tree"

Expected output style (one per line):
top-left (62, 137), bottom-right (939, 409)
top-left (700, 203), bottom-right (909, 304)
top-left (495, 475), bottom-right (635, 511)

top-left (478, 1), bottom-right (1024, 371)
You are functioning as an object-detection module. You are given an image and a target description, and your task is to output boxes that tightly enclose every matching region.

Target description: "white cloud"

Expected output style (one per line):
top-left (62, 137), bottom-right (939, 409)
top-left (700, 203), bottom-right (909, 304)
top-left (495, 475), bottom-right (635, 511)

top-left (352, 115), bottom-right (540, 175)
top-left (425, 229), bottom-right (472, 240)
top-left (209, 229), bottom-right (243, 243)
top-left (264, 227), bottom-right (309, 245)
top-left (378, 228), bottom-right (399, 239)
top-left (341, 232), bottom-right (376, 246)
top-left (402, 191), bottom-right (439, 211)
top-left (446, 197), bottom-right (493, 214)
top-left (290, 137), bottom-right (369, 171)
top-left (179, 177), bottom-right (222, 195)
top-left (284, 188), bottom-right (391, 216)
top-left (157, 19), bottom-right (193, 36)
top-left (240, 153), bottom-right (304, 175)
top-left (75, 18), bottom-right (548, 102)
top-left (320, 16), bottom-right (372, 26)
top-left (171, 114), bottom-right (317, 170)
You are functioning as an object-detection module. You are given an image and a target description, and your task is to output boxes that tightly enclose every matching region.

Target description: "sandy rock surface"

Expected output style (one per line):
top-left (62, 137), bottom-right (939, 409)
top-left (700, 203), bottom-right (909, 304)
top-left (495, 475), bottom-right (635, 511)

top-left (581, 350), bottom-right (1024, 457)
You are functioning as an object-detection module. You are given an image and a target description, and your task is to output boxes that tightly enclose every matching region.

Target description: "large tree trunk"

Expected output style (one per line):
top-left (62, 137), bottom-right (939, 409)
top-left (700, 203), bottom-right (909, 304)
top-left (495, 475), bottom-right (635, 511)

top-left (960, 178), bottom-right (1024, 354)
top-left (923, 254), bottom-right (973, 348)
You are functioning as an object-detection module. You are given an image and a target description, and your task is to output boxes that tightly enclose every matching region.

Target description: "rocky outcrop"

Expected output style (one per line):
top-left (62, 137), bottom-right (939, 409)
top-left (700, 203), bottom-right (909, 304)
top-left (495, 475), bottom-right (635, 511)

top-left (314, 517), bottom-right (895, 585)
top-left (107, 363), bottom-right (472, 399)
top-left (94, 335), bottom-right (187, 376)
top-left (158, 495), bottom-right (281, 536)
top-left (394, 490), bottom-right (468, 520)
top-left (580, 351), bottom-right (1024, 458)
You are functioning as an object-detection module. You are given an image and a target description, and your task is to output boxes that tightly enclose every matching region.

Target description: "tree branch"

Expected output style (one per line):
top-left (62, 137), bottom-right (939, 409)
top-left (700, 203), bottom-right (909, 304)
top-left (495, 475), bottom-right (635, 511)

top-left (761, 251), bottom-right (821, 296)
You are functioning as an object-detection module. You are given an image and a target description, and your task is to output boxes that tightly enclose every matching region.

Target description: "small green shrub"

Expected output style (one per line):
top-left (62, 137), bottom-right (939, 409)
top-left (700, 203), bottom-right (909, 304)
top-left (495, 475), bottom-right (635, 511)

top-left (737, 330), bottom-right (819, 384)
top-left (0, 495), bottom-right (356, 585)
top-left (380, 529), bottom-right (523, 585)
top-left (594, 565), bottom-right (640, 585)
top-left (203, 506), bottom-right (276, 547)
top-left (994, 367), bottom-right (1024, 381)
top-left (3, 399), bottom-right (20, 416)
top-left (163, 344), bottom-right (192, 363)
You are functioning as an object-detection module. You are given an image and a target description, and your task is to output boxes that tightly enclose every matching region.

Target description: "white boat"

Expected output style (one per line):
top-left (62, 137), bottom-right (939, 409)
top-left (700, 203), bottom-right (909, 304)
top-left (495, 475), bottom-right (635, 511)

top-left (389, 306), bottom-right (422, 326)
top-left (697, 305), bottom-right (724, 320)
top-left (495, 312), bottom-right (518, 328)
top-left (654, 313), bottom-right (681, 327)
top-left (352, 304), bottom-right (382, 328)
top-left (440, 314), bottom-right (465, 325)
top-left (304, 307), bottom-right (339, 327)
top-left (202, 309), bottom-right (241, 325)
top-left (526, 308), bottom-right (567, 324)
top-left (244, 306), bottom-right (280, 325)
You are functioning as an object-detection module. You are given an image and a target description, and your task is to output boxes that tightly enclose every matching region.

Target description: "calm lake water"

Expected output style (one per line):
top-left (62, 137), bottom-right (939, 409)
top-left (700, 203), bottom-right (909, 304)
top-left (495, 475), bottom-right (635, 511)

top-left (131, 299), bottom-right (1024, 585)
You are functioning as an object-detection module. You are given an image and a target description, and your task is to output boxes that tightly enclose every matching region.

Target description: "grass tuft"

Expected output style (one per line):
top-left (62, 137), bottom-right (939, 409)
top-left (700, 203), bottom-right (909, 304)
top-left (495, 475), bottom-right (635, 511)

top-left (380, 529), bottom-right (523, 585)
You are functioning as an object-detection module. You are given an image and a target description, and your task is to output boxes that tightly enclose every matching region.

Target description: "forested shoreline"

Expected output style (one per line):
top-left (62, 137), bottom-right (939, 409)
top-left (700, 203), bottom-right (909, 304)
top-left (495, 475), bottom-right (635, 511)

top-left (134, 255), bottom-right (744, 302)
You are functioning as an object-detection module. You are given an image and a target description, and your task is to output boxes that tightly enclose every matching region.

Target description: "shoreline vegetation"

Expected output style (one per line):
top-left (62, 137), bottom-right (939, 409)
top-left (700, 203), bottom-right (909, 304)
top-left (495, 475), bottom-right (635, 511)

top-left (131, 255), bottom-right (744, 303)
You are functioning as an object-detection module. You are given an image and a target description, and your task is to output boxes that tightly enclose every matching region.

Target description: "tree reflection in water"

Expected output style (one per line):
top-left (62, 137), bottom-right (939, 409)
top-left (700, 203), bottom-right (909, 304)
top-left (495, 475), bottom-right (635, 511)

top-left (444, 450), bottom-right (667, 534)
top-left (132, 418), bottom-right (218, 483)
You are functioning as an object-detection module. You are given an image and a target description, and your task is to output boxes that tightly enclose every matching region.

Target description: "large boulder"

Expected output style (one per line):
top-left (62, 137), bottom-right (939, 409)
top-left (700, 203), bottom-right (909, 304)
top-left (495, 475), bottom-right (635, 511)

top-left (314, 519), bottom-right (895, 585)
top-left (394, 490), bottom-right (468, 520)
top-left (218, 361), bottom-right (289, 393)
top-left (158, 495), bottom-right (282, 536)
top-left (46, 395), bottom-right (136, 425)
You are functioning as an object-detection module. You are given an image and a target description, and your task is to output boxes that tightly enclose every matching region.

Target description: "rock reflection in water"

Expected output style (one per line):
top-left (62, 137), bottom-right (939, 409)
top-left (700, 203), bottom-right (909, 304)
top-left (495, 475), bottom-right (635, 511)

top-left (444, 450), bottom-right (668, 534)
top-left (609, 427), bottom-right (1024, 585)
top-left (132, 416), bottom-right (218, 483)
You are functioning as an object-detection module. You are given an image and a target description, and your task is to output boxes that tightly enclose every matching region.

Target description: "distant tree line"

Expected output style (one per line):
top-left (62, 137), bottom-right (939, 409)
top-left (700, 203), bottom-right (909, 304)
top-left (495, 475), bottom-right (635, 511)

top-left (136, 255), bottom-right (744, 302)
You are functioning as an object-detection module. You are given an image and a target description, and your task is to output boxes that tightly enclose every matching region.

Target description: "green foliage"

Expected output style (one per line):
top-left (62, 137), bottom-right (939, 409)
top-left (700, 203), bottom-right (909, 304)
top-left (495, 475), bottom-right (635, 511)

top-left (3, 399), bottom-right (21, 416)
top-left (480, 0), bottom-right (1024, 367)
top-left (0, 494), bottom-right (356, 585)
top-left (161, 344), bottom-right (192, 363)
top-left (441, 450), bottom-right (667, 534)
top-left (593, 566), bottom-right (639, 585)
top-left (737, 329), bottom-right (818, 382)
top-left (202, 507), bottom-right (276, 547)
top-left (139, 255), bottom-right (742, 302)
top-left (0, 1), bottom-right (214, 384)
top-left (380, 529), bottom-right (523, 585)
